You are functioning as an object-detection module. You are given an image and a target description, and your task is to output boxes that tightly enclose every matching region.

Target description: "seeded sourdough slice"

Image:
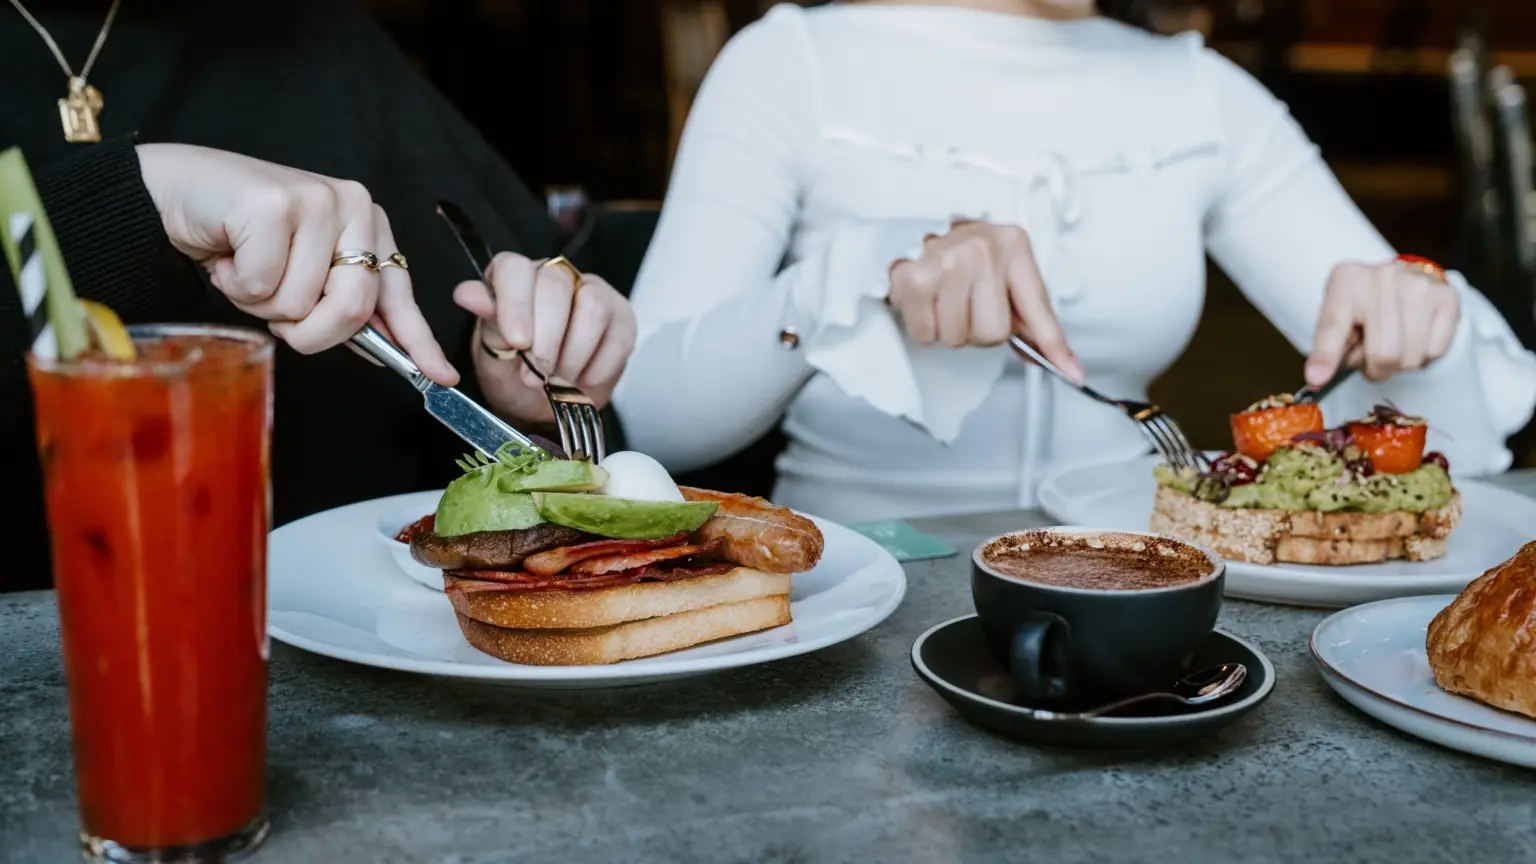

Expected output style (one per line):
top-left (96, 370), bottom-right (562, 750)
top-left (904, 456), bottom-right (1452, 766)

top-left (1149, 486), bottom-right (1461, 565)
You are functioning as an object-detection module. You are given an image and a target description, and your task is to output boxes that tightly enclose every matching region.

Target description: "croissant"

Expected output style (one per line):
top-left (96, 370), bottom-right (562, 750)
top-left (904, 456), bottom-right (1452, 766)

top-left (1426, 541), bottom-right (1536, 719)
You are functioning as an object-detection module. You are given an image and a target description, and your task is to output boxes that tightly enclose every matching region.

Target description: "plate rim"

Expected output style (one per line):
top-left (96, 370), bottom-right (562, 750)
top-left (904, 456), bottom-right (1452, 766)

top-left (909, 613), bottom-right (1276, 726)
top-left (1038, 457), bottom-right (1533, 588)
top-left (1308, 595), bottom-right (1536, 746)
top-left (268, 493), bottom-right (908, 681)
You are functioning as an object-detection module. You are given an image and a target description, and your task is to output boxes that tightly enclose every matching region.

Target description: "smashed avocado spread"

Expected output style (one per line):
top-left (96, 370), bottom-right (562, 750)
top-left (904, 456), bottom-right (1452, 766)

top-left (1154, 445), bottom-right (1453, 513)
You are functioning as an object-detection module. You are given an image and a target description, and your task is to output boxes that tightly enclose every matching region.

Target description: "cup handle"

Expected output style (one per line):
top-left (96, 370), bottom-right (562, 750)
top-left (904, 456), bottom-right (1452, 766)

top-left (1009, 612), bottom-right (1071, 700)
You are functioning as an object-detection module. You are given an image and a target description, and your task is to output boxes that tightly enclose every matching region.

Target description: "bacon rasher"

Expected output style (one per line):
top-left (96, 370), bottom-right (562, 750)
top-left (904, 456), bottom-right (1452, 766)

top-left (522, 533), bottom-right (688, 577)
top-left (566, 538), bottom-right (721, 576)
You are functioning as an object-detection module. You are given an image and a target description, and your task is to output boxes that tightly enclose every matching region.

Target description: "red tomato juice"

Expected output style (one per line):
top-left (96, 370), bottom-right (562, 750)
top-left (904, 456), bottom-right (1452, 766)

top-left (28, 325), bottom-right (273, 850)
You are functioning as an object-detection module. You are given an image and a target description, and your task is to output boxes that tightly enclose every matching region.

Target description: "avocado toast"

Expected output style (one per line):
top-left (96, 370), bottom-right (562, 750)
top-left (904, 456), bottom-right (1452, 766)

top-left (405, 444), bottom-right (823, 665)
top-left (1150, 398), bottom-right (1460, 565)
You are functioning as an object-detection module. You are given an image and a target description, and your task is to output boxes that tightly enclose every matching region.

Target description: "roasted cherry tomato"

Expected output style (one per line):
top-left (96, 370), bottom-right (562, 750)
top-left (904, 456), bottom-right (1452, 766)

top-left (1230, 402), bottom-right (1324, 461)
top-left (1348, 423), bottom-right (1428, 474)
top-left (394, 513), bottom-right (435, 544)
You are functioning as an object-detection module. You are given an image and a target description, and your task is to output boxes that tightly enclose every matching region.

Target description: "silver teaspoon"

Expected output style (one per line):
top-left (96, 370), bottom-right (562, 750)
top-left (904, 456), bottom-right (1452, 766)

top-left (1030, 663), bottom-right (1248, 721)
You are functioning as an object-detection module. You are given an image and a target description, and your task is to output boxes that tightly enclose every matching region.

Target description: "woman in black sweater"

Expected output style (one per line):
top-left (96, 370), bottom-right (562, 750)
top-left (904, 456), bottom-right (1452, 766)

top-left (1, 0), bottom-right (637, 590)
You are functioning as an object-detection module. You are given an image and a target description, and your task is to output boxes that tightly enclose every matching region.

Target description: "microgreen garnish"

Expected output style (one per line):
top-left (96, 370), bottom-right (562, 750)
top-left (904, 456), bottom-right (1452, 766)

top-left (1191, 453), bottom-right (1261, 503)
top-left (454, 441), bottom-right (551, 476)
top-left (1291, 427), bottom-right (1354, 452)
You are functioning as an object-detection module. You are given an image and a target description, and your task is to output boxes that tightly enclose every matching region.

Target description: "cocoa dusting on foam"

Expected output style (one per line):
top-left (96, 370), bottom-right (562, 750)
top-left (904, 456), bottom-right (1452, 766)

top-left (982, 532), bottom-right (1215, 591)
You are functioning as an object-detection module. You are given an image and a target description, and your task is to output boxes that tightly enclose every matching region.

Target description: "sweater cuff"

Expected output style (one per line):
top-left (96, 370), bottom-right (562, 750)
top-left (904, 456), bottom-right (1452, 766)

top-left (780, 217), bottom-right (949, 341)
top-left (36, 136), bottom-right (205, 323)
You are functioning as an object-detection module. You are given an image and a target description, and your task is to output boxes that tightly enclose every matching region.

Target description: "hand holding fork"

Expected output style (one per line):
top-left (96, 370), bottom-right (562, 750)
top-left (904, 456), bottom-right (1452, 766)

top-left (886, 219), bottom-right (1208, 469)
top-left (439, 202), bottom-right (636, 462)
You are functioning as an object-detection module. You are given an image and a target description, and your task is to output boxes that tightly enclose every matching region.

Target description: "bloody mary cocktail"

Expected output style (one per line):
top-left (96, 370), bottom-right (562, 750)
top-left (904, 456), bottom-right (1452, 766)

top-left (29, 324), bottom-right (274, 862)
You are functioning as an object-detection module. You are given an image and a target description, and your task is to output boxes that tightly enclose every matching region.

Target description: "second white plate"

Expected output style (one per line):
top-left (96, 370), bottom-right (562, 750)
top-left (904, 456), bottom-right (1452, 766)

top-left (1037, 456), bottom-right (1535, 607)
top-left (1311, 595), bottom-right (1536, 768)
top-left (270, 490), bottom-right (907, 688)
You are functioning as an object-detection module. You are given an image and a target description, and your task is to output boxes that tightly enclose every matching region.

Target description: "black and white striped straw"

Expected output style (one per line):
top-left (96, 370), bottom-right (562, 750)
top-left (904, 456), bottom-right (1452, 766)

top-left (7, 212), bottom-right (53, 352)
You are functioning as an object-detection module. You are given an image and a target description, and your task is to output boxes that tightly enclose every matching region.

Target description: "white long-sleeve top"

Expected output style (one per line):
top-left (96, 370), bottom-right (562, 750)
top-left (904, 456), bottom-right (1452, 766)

top-left (613, 2), bottom-right (1536, 524)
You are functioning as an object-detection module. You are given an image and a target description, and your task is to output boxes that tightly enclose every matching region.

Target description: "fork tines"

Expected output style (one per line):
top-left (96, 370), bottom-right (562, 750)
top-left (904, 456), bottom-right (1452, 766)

top-left (1136, 408), bottom-right (1208, 472)
top-left (550, 390), bottom-right (605, 464)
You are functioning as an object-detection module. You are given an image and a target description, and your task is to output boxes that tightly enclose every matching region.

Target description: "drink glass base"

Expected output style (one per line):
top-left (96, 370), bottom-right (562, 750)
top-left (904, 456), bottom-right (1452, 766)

top-left (81, 815), bottom-right (270, 863)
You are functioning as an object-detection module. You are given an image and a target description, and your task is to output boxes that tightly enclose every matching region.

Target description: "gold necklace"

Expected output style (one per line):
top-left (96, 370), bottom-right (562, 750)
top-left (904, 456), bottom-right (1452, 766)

top-left (8, 0), bottom-right (123, 143)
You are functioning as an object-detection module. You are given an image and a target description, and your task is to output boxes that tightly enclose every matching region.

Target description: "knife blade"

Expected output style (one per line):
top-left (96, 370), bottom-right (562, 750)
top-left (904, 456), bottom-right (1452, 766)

top-left (348, 325), bottom-right (536, 457)
top-left (436, 199), bottom-right (495, 279)
top-left (420, 379), bottom-right (536, 457)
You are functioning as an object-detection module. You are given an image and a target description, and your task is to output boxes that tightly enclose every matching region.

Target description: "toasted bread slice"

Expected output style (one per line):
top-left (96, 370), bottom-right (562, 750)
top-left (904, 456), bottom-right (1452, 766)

top-left (454, 595), bottom-right (793, 666)
top-left (446, 566), bottom-right (791, 630)
top-left (1149, 486), bottom-right (1461, 565)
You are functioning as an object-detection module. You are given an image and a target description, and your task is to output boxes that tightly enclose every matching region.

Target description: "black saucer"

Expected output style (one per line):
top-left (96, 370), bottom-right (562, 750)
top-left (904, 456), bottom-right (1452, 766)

top-left (911, 615), bottom-right (1274, 747)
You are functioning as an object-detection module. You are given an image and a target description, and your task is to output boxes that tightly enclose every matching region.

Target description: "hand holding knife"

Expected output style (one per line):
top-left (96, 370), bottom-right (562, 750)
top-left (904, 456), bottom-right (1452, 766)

top-left (349, 325), bottom-right (547, 458)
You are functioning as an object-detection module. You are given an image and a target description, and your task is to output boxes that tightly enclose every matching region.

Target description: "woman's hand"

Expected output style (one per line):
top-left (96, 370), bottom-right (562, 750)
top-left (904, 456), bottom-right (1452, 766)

top-left (453, 252), bottom-right (636, 426)
top-left (135, 143), bottom-right (457, 385)
top-left (1305, 259), bottom-right (1461, 385)
top-left (888, 220), bottom-right (1083, 381)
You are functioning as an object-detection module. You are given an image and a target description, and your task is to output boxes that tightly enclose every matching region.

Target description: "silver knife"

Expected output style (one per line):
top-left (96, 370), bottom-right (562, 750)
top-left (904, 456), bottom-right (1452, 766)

top-left (349, 325), bottom-right (536, 456)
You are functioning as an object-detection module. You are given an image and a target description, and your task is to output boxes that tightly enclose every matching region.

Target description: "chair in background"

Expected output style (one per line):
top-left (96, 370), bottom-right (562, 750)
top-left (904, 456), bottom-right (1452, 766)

top-left (1449, 33), bottom-right (1499, 293)
top-left (1488, 67), bottom-right (1536, 323)
top-left (555, 192), bottom-right (661, 300)
top-left (1486, 67), bottom-right (1536, 465)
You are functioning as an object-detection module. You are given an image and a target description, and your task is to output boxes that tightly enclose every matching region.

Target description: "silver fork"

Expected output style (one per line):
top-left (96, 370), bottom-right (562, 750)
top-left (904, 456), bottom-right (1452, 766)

top-left (514, 353), bottom-right (605, 463)
top-left (1293, 367), bottom-right (1356, 404)
top-left (1008, 335), bottom-right (1209, 471)
top-left (435, 200), bottom-right (606, 463)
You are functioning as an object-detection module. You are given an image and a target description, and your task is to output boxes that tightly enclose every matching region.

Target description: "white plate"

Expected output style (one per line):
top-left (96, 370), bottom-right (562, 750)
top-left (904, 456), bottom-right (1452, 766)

top-left (374, 497), bottom-right (445, 592)
top-left (269, 491), bottom-right (907, 688)
top-left (1037, 455), bottom-right (1535, 608)
top-left (1310, 595), bottom-right (1536, 768)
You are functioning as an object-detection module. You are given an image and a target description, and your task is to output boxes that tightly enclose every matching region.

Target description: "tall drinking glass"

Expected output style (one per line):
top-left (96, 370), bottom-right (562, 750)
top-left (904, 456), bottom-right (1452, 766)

top-left (28, 324), bottom-right (274, 862)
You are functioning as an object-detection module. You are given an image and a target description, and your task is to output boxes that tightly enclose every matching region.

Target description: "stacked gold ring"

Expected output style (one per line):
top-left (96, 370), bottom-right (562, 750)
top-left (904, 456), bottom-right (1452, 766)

top-left (478, 320), bottom-right (521, 361)
top-left (331, 250), bottom-right (379, 271)
top-left (330, 250), bottom-right (409, 272)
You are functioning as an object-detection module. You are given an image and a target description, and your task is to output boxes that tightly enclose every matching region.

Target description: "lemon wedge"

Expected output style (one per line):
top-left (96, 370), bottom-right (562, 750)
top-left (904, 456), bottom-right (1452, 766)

top-left (77, 299), bottom-right (136, 361)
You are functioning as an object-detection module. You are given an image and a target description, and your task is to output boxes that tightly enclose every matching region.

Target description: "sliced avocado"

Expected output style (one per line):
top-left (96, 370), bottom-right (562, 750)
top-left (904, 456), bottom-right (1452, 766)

top-left (532, 492), bottom-right (718, 540)
top-left (499, 459), bottom-right (609, 493)
top-left (435, 469), bottom-right (545, 536)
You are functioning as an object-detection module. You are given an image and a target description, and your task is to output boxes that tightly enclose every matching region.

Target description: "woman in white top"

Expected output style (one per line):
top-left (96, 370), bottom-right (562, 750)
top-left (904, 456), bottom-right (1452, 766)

top-left (612, 0), bottom-right (1536, 523)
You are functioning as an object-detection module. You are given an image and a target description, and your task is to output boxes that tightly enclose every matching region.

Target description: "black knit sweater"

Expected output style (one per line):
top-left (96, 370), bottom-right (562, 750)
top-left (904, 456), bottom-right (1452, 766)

top-left (1, 0), bottom-right (557, 590)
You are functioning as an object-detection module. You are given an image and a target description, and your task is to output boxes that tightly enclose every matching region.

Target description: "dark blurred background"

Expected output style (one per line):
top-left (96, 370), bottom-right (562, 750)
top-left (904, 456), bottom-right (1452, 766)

top-left (368, 0), bottom-right (1536, 473)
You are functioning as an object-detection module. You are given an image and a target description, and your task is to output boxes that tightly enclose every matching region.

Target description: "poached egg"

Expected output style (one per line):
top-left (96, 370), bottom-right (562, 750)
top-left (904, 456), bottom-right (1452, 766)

top-left (597, 451), bottom-right (685, 503)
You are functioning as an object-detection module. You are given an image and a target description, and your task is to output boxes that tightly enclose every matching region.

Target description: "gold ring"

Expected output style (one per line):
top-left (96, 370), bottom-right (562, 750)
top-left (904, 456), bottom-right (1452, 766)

top-left (482, 341), bottom-right (520, 361)
top-left (331, 250), bottom-right (379, 271)
top-left (476, 321), bottom-right (520, 361)
top-left (379, 252), bottom-right (409, 271)
top-left (540, 255), bottom-right (583, 291)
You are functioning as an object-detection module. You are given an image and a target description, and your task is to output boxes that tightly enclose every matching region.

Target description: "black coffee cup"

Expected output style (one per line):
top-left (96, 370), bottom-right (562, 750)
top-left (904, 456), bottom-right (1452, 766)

top-left (971, 527), bottom-right (1224, 703)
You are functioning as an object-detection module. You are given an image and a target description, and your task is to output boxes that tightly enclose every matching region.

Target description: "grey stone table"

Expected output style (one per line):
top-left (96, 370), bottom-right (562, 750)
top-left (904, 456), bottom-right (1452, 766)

top-left (3, 475), bottom-right (1535, 864)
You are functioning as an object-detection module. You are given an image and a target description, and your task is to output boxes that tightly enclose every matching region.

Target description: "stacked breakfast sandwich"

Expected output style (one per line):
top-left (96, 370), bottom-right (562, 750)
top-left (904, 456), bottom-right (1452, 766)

top-left (401, 448), bottom-right (823, 665)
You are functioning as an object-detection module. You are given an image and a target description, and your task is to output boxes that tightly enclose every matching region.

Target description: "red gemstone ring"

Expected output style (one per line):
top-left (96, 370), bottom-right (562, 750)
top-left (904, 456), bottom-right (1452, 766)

top-left (1395, 253), bottom-right (1448, 283)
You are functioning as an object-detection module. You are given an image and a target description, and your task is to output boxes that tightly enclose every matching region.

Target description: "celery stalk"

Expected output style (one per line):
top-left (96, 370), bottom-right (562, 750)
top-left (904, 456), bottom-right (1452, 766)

top-left (0, 147), bottom-right (89, 359)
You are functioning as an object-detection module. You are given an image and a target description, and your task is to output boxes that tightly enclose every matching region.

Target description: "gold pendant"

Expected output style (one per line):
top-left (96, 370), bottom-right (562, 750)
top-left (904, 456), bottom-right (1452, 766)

top-left (58, 76), bottom-right (104, 143)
